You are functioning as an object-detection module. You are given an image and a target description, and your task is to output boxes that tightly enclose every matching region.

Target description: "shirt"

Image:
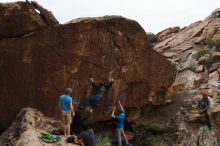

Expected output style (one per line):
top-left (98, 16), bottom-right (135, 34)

top-left (115, 112), bottom-right (125, 128)
top-left (60, 95), bottom-right (72, 112)
top-left (201, 96), bottom-right (212, 112)
top-left (91, 81), bottom-right (113, 97)
top-left (96, 86), bottom-right (106, 97)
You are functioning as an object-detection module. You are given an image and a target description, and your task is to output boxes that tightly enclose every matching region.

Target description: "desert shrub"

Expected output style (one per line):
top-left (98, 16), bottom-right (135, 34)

top-left (133, 119), bottom-right (172, 146)
top-left (143, 135), bottom-right (169, 146)
top-left (205, 56), bottom-right (213, 67)
top-left (194, 48), bottom-right (209, 59)
top-left (188, 126), bottom-right (216, 146)
top-left (206, 39), bottom-right (220, 51)
top-left (133, 119), bottom-right (165, 133)
top-left (147, 33), bottom-right (160, 44)
top-left (206, 39), bottom-right (215, 48)
top-left (214, 40), bottom-right (220, 51)
top-left (96, 136), bottom-right (111, 146)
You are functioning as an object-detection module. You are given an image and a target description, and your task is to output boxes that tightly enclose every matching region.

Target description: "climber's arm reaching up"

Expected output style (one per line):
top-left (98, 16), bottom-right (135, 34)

top-left (118, 100), bottom-right (124, 113)
top-left (89, 78), bottom-right (100, 89)
top-left (111, 107), bottom-right (116, 118)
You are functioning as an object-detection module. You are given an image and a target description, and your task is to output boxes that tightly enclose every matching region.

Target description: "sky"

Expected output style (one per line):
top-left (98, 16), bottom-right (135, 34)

top-left (1, 0), bottom-right (220, 33)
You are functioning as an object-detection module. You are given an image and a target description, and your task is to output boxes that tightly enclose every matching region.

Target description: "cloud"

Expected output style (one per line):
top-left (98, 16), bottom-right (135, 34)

top-left (0, 0), bottom-right (220, 33)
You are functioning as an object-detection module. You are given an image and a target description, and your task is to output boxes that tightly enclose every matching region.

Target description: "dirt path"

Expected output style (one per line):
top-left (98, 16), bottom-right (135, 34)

top-left (41, 136), bottom-right (80, 146)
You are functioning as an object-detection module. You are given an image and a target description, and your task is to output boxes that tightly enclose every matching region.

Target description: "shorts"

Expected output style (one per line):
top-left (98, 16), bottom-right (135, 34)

top-left (62, 111), bottom-right (72, 124)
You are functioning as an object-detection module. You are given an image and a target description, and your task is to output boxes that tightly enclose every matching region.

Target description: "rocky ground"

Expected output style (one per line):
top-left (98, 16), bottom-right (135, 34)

top-left (0, 107), bottom-right (135, 146)
top-left (0, 108), bottom-right (79, 146)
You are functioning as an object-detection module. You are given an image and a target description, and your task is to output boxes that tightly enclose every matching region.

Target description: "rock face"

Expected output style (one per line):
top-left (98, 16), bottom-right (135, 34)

top-left (134, 85), bottom-right (220, 146)
top-left (154, 8), bottom-right (220, 65)
top-left (157, 26), bottom-right (180, 41)
top-left (154, 8), bottom-right (220, 90)
top-left (0, 1), bottom-right (176, 130)
top-left (0, 1), bottom-right (58, 39)
top-left (149, 8), bottom-right (220, 145)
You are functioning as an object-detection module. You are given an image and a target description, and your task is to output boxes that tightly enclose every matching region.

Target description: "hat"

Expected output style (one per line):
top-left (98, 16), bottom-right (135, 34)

top-left (202, 91), bottom-right (208, 97)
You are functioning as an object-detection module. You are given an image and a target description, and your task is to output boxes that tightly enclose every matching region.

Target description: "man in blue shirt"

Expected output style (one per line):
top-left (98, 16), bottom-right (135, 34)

top-left (111, 101), bottom-right (130, 146)
top-left (59, 88), bottom-right (75, 137)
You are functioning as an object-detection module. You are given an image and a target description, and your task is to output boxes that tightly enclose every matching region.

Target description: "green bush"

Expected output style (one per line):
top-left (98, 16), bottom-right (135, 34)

top-left (133, 119), bottom-right (165, 133)
top-left (147, 33), bottom-right (160, 44)
top-left (214, 40), bottom-right (220, 51)
top-left (206, 39), bottom-right (220, 51)
top-left (133, 119), bottom-right (171, 146)
top-left (96, 137), bottom-right (111, 146)
top-left (205, 56), bottom-right (213, 67)
top-left (206, 39), bottom-right (215, 48)
top-left (143, 135), bottom-right (169, 146)
top-left (194, 48), bottom-right (209, 59)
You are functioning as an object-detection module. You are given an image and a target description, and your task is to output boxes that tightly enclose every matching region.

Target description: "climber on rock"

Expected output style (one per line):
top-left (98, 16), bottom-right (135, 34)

top-left (198, 91), bottom-right (213, 130)
top-left (79, 77), bottom-right (114, 110)
top-left (59, 88), bottom-right (75, 137)
top-left (111, 100), bottom-right (130, 146)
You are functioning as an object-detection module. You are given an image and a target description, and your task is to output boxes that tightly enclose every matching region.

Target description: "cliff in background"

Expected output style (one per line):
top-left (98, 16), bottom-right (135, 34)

top-left (149, 8), bottom-right (220, 146)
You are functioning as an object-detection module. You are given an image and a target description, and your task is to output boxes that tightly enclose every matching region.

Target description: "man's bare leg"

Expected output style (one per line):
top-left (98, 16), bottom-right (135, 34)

top-left (67, 124), bottom-right (71, 136)
top-left (64, 124), bottom-right (67, 137)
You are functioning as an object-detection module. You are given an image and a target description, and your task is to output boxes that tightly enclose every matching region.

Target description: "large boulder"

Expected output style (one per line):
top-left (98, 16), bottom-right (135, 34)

top-left (0, 2), bottom-right (176, 130)
top-left (212, 52), bottom-right (220, 63)
top-left (0, 1), bottom-right (58, 39)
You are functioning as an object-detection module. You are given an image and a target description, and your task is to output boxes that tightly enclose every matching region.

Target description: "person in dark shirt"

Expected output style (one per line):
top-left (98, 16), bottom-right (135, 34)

top-left (199, 91), bottom-right (213, 130)
top-left (72, 107), bottom-right (93, 134)
top-left (111, 101), bottom-right (130, 146)
top-left (77, 124), bottom-right (96, 146)
top-left (79, 77), bottom-right (114, 109)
